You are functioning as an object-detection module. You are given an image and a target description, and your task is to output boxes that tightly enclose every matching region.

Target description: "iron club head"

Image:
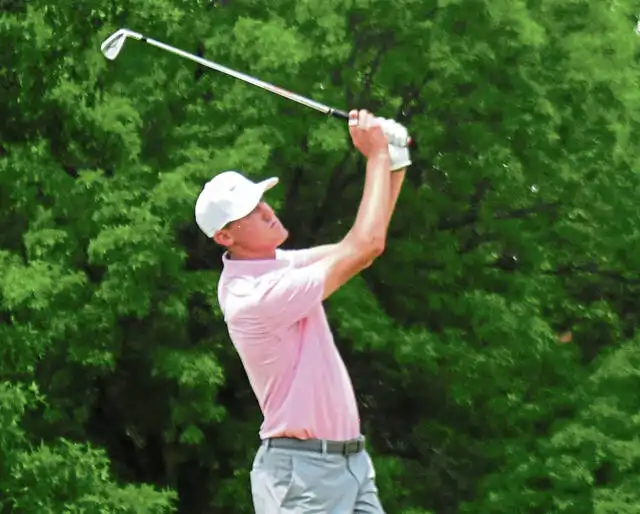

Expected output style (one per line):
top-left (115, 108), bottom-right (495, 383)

top-left (100, 28), bottom-right (144, 60)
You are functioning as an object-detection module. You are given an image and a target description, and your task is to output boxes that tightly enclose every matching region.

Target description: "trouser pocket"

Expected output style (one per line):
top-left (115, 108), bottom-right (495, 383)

top-left (250, 447), bottom-right (296, 512)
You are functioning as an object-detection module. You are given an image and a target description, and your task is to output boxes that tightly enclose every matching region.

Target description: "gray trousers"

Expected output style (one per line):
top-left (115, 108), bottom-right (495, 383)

top-left (250, 440), bottom-right (385, 513)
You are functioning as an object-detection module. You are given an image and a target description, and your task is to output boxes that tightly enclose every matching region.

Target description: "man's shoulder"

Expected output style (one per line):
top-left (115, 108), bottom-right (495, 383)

top-left (218, 252), bottom-right (325, 331)
top-left (218, 267), bottom-right (289, 316)
top-left (221, 265), bottom-right (290, 295)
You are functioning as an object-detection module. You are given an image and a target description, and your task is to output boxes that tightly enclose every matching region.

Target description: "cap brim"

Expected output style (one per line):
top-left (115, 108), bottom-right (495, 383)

top-left (259, 177), bottom-right (279, 192)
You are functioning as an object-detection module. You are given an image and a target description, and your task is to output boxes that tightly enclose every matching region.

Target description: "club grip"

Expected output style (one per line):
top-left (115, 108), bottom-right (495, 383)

top-left (330, 107), bottom-right (414, 147)
top-left (329, 108), bottom-right (350, 120)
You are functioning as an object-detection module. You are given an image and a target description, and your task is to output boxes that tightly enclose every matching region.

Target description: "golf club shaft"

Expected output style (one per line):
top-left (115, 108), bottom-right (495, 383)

top-left (142, 36), bottom-right (350, 120)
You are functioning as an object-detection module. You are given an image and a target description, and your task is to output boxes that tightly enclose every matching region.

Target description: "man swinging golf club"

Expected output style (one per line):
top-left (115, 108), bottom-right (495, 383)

top-left (195, 109), bottom-right (411, 513)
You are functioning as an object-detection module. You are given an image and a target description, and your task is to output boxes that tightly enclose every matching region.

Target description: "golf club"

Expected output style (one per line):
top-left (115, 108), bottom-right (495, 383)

top-left (100, 28), bottom-right (412, 147)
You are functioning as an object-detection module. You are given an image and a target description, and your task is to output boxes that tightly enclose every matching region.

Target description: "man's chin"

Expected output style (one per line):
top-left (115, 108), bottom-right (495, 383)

top-left (276, 228), bottom-right (289, 247)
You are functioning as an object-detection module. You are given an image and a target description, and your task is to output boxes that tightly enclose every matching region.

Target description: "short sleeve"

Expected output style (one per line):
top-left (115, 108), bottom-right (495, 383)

top-left (255, 264), bottom-right (325, 330)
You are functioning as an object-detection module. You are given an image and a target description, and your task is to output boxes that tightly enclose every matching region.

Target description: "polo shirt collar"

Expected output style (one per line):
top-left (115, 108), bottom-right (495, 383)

top-left (221, 250), bottom-right (289, 277)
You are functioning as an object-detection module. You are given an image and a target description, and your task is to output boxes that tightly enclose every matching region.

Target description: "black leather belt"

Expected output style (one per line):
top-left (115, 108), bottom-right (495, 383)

top-left (265, 436), bottom-right (365, 455)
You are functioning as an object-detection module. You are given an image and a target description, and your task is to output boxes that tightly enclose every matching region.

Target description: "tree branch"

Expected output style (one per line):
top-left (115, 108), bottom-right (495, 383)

top-left (343, 13), bottom-right (364, 109)
top-left (305, 151), bottom-right (354, 244)
top-left (396, 72), bottom-right (433, 121)
top-left (355, 37), bottom-right (393, 109)
top-left (459, 179), bottom-right (492, 253)
top-left (544, 264), bottom-right (640, 285)
top-left (438, 201), bottom-right (562, 231)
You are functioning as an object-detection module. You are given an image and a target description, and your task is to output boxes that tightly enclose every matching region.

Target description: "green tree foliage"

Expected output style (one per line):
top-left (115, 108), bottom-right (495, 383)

top-left (464, 335), bottom-right (640, 514)
top-left (1, 0), bottom-right (640, 512)
top-left (0, 382), bottom-right (177, 512)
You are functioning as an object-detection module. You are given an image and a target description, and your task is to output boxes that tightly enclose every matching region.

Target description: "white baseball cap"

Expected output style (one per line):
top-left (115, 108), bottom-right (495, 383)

top-left (195, 170), bottom-right (279, 238)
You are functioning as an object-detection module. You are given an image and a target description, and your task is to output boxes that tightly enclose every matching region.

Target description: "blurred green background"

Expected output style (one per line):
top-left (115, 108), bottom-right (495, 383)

top-left (2, 0), bottom-right (640, 512)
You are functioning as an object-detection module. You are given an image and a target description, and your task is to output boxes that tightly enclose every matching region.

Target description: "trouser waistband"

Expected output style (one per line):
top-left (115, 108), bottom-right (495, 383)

top-left (263, 435), bottom-right (365, 455)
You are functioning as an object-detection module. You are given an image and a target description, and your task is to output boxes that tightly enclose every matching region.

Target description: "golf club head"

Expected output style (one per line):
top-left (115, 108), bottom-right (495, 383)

top-left (100, 28), bottom-right (144, 60)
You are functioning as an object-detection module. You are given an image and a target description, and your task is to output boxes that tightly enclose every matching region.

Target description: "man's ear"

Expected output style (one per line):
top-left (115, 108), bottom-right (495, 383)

top-left (213, 228), bottom-right (233, 247)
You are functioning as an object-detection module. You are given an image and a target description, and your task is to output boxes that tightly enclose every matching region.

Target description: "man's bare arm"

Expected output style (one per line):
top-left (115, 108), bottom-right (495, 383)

top-left (289, 115), bottom-right (410, 271)
top-left (285, 244), bottom-right (339, 267)
top-left (290, 168), bottom-right (406, 267)
top-left (386, 168), bottom-right (406, 226)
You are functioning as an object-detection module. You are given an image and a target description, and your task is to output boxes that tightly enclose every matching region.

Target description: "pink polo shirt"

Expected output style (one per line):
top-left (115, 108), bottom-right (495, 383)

top-left (217, 248), bottom-right (361, 441)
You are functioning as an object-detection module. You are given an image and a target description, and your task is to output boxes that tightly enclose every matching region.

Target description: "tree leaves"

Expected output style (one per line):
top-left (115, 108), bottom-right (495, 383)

top-left (0, 382), bottom-right (177, 512)
top-left (2, 0), bottom-right (640, 512)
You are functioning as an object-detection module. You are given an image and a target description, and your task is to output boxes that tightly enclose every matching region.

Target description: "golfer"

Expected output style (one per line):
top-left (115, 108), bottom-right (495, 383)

top-left (195, 109), bottom-right (411, 513)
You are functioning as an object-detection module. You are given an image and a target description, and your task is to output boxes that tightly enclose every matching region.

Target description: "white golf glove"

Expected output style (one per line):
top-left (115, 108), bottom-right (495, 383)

top-left (378, 118), bottom-right (412, 172)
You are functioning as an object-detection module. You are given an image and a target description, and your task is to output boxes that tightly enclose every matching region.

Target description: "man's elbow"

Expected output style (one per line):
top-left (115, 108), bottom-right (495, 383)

top-left (369, 238), bottom-right (385, 258)
top-left (343, 232), bottom-right (386, 268)
top-left (359, 237), bottom-right (385, 268)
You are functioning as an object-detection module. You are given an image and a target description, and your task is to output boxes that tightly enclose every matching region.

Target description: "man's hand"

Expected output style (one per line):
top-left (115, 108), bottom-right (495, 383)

top-left (377, 118), bottom-right (412, 171)
top-left (348, 109), bottom-right (389, 160)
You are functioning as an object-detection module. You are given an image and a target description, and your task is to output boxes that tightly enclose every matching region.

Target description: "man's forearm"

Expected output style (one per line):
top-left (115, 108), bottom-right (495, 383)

top-left (286, 244), bottom-right (338, 267)
top-left (386, 168), bottom-right (406, 226)
top-left (342, 166), bottom-right (405, 243)
top-left (347, 151), bottom-right (392, 247)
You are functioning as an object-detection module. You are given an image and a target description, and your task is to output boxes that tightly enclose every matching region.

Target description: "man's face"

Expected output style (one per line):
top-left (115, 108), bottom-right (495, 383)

top-left (217, 199), bottom-right (289, 255)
